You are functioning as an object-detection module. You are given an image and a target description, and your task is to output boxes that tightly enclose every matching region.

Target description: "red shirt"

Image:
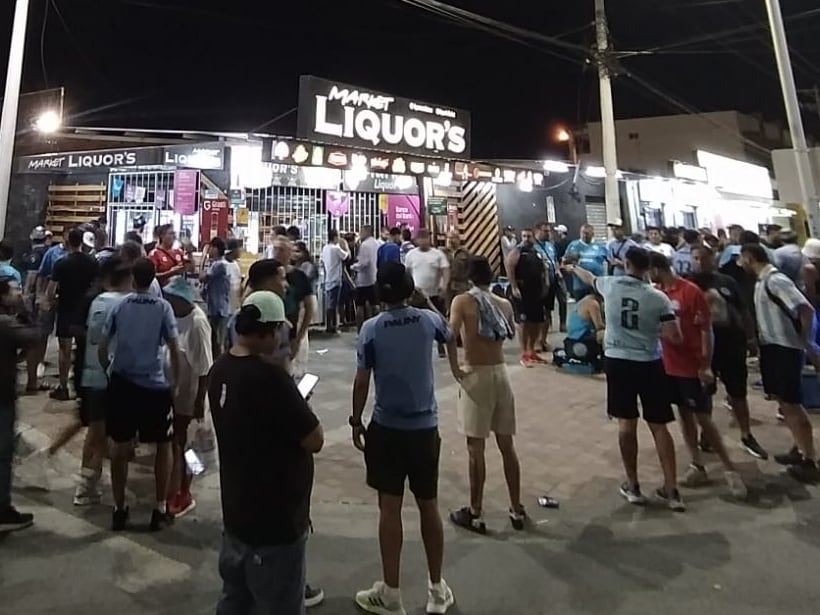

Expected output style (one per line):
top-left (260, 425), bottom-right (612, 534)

top-left (149, 246), bottom-right (185, 286)
top-left (660, 277), bottom-right (711, 378)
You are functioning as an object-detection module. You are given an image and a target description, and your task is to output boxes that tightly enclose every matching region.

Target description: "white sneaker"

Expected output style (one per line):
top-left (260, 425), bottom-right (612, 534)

top-left (724, 470), bottom-right (748, 500)
top-left (355, 581), bottom-right (406, 615)
top-left (426, 579), bottom-right (455, 614)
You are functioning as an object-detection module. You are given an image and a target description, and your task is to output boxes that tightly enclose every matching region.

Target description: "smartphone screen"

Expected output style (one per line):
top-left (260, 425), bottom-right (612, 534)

top-left (298, 373), bottom-right (319, 399)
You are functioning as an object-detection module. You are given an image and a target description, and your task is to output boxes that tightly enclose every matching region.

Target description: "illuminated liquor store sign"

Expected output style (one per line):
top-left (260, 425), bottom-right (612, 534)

top-left (297, 75), bottom-right (471, 158)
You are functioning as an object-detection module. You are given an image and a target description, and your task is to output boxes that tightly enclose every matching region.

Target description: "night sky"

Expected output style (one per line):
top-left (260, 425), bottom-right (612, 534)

top-left (2, 0), bottom-right (820, 158)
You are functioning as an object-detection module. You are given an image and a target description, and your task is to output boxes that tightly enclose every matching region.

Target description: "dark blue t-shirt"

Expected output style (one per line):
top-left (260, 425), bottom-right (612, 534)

top-left (377, 242), bottom-right (401, 266)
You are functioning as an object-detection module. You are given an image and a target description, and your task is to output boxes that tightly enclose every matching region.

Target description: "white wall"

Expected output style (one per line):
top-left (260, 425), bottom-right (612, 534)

top-left (772, 147), bottom-right (820, 206)
top-left (585, 111), bottom-right (748, 174)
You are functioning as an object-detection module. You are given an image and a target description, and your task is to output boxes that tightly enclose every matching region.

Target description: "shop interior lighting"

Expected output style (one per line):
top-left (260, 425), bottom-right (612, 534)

top-left (584, 166), bottom-right (623, 179)
top-left (543, 160), bottom-right (570, 174)
top-left (395, 175), bottom-right (415, 190)
top-left (34, 110), bottom-right (61, 134)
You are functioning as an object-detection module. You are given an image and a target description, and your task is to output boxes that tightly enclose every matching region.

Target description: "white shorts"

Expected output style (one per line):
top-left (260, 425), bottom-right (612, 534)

top-left (457, 364), bottom-right (516, 438)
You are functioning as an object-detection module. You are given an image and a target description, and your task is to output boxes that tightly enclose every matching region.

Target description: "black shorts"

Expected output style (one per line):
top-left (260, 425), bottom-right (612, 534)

top-left (514, 288), bottom-right (546, 324)
top-left (106, 372), bottom-right (174, 444)
top-left (78, 388), bottom-right (108, 427)
top-left (543, 282), bottom-right (558, 315)
top-left (355, 285), bottom-right (377, 307)
top-left (713, 342), bottom-right (748, 400)
top-left (364, 421), bottom-right (441, 500)
top-left (666, 375), bottom-right (710, 413)
top-left (55, 312), bottom-right (75, 339)
top-left (760, 344), bottom-right (803, 405)
top-left (605, 358), bottom-right (674, 423)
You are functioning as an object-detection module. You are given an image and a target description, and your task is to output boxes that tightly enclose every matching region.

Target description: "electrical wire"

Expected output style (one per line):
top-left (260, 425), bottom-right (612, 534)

top-left (49, 0), bottom-right (107, 82)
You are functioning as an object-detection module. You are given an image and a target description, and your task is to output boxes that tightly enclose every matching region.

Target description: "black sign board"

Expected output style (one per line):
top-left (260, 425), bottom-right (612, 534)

top-left (163, 143), bottom-right (224, 170)
top-left (297, 75), bottom-right (471, 158)
top-left (17, 147), bottom-right (162, 174)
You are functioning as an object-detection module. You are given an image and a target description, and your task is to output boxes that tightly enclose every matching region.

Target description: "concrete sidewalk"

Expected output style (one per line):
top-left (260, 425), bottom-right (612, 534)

top-left (3, 333), bottom-right (820, 614)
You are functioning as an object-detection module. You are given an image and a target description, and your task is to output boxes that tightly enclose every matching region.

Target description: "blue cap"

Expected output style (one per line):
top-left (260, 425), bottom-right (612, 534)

top-left (163, 277), bottom-right (196, 304)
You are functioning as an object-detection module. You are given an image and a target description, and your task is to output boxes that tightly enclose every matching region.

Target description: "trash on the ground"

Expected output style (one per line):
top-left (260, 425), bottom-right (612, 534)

top-left (538, 495), bottom-right (560, 509)
top-left (316, 349), bottom-right (329, 355)
top-left (713, 584), bottom-right (722, 591)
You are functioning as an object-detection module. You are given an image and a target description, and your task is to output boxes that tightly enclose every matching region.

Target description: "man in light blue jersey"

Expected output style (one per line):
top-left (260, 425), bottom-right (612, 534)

top-left (570, 247), bottom-right (686, 511)
top-left (350, 262), bottom-right (455, 615)
top-left (671, 229), bottom-right (701, 276)
top-left (564, 223), bottom-right (608, 295)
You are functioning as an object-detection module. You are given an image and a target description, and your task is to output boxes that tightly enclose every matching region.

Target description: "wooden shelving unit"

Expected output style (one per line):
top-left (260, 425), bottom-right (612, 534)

top-left (45, 183), bottom-right (107, 235)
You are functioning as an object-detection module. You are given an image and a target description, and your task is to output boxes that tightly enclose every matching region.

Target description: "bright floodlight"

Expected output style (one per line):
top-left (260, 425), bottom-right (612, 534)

top-left (556, 128), bottom-right (571, 142)
top-left (543, 160), bottom-right (570, 173)
top-left (34, 110), bottom-right (61, 134)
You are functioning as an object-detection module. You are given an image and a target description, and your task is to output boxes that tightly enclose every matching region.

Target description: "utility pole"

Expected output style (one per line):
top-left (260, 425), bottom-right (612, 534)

top-left (594, 0), bottom-right (621, 226)
top-left (0, 0), bottom-right (31, 239)
top-left (764, 0), bottom-right (820, 237)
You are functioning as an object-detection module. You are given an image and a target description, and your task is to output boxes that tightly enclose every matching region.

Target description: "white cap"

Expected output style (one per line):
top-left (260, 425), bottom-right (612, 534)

top-left (82, 231), bottom-right (96, 249)
top-left (803, 238), bottom-right (820, 260)
top-left (555, 224), bottom-right (568, 233)
top-left (607, 218), bottom-right (624, 227)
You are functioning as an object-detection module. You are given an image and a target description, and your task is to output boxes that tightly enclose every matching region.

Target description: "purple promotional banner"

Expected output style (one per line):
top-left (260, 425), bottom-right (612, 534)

top-left (174, 169), bottom-right (199, 215)
top-left (386, 195), bottom-right (420, 233)
top-left (326, 191), bottom-right (350, 217)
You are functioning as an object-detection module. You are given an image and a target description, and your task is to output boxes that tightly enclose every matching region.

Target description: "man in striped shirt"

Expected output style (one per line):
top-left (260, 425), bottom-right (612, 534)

top-left (740, 244), bottom-right (818, 483)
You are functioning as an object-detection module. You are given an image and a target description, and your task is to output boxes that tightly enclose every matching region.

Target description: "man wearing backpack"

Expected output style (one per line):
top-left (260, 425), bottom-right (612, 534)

top-left (740, 243), bottom-right (818, 483)
top-left (506, 229), bottom-right (548, 367)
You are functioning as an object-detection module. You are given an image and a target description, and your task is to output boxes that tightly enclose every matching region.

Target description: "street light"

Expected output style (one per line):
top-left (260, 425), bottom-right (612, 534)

top-left (555, 126), bottom-right (578, 165)
top-left (33, 110), bottom-right (61, 134)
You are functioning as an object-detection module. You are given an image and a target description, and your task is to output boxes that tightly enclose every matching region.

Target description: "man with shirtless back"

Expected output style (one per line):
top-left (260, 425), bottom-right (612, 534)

top-left (446, 256), bottom-right (526, 534)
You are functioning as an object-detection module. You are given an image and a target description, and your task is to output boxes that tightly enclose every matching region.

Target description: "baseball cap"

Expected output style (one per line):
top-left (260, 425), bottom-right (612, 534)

top-left (607, 218), bottom-right (624, 227)
top-left (555, 224), bottom-right (568, 233)
top-left (82, 231), bottom-right (96, 249)
top-left (242, 291), bottom-right (287, 324)
top-left (803, 238), bottom-right (820, 260)
top-left (30, 226), bottom-right (47, 241)
top-left (163, 277), bottom-right (196, 304)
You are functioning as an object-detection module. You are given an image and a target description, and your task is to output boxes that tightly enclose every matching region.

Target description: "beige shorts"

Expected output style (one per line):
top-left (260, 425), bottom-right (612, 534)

top-left (457, 364), bottom-right (516, 438)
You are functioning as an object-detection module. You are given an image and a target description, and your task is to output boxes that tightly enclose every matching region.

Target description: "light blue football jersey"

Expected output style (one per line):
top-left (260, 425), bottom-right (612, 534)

top-left (594, 275), bottom-right (676, 362)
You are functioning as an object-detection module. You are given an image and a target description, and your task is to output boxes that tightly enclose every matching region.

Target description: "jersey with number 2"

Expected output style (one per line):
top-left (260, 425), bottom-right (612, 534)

top-left (594, 276), bottom-right (676, 362)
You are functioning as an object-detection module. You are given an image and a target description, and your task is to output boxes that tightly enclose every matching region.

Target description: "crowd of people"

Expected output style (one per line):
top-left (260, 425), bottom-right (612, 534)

top-left (1, 212), bottom-right (820, 614)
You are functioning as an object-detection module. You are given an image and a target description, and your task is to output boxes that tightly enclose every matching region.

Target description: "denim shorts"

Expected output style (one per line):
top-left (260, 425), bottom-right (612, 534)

top-left (216, 531), bottom-right (307, 615)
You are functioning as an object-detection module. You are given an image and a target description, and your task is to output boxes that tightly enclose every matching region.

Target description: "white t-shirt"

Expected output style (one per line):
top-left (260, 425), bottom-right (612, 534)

top-left (321, 242), bottom-right (349, 288)
top-left (170, 305), bottom-right (213, 416)
top-left (645, 242), bottom-right (675, 258)
top-left (354, 237), bottom-right (379, 287)
top-left (225, 260), bottom-right (242, 309)
top-left (405, 247), bottom-right (449, 296)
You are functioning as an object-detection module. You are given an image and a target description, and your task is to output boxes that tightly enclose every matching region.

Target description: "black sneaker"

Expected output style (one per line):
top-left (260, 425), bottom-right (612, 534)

top-left (774, 446), bottom-right (802, 466)
top-left (112, 507), bottom-right (130, 532)
top-left (149, 509), bottom-right (174, 532)
top-left (449, 506), bottom-right (486, 534)
top-left (0, 506), bottom-right (34, 533)
top-left (698, 434), bottom-right (714, 454)
top-left (508, 507), bottom-right (528, 531)
top-left (619, 482), bottom-right (648, 505)
top-left (655, 487), bottom-right (686, 512)
top-left (49, 386), bottom-right (70, 401)
top-left (305, 584), bottom-right (324, 608)
top-left (741, 434), bottom-right (769, 460)
top-left (437, 343), bottom-right (447, 358)
top-left (787, 459), bottom-right (820, 484)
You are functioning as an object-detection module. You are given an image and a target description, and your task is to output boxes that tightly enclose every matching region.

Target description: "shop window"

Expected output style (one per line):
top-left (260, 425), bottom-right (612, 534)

top-left (682, 211), bottom-right (697, 230)
top-left (642, 208), bottom-right (663, 229)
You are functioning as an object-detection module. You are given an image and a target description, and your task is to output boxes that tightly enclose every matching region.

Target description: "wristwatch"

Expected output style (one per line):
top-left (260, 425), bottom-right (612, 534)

top-left (349, 416), bottom-right (363, 428)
